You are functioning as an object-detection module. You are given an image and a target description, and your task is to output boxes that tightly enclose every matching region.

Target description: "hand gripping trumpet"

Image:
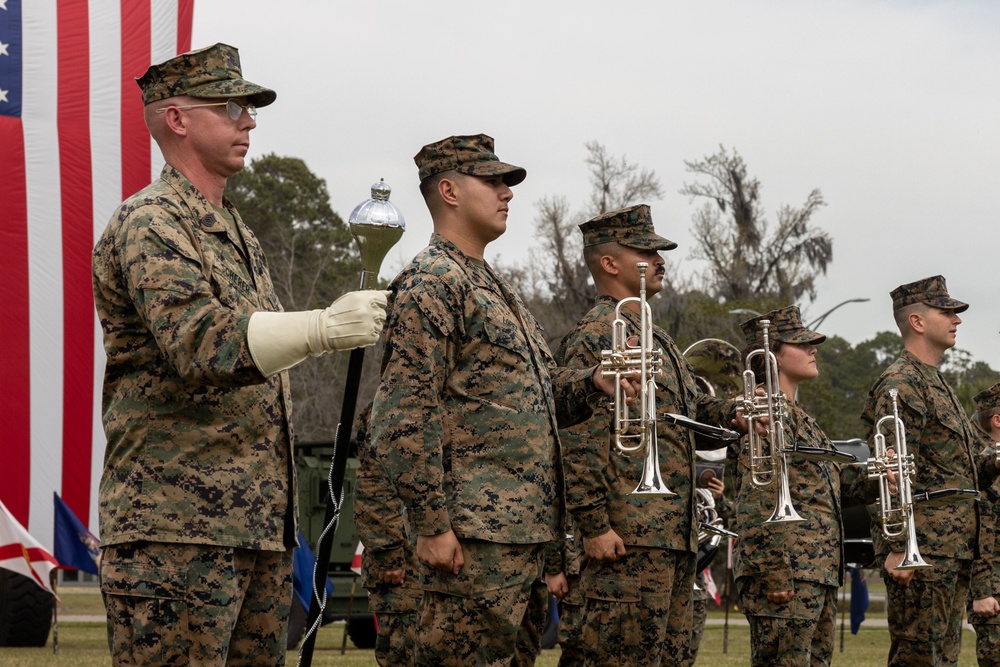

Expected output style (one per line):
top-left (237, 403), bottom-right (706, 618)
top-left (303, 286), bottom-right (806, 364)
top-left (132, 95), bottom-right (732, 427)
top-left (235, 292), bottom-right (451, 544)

top-left (600, 262), bottom-right (674, 496)
top-left (866, 388), bottom-right (931, 570)
top-left (741, 320), bottom-right (803, 523)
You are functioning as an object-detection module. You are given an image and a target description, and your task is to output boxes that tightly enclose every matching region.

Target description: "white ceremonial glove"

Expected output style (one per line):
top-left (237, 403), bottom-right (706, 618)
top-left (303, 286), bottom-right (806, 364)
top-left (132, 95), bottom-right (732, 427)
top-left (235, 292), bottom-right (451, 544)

top-left (247, 290), bottom-right (390, 376)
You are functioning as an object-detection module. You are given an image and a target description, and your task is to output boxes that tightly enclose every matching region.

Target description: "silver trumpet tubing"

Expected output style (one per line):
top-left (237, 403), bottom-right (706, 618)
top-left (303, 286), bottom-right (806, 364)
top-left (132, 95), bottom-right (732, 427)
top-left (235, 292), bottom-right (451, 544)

top-left (695, 488), bottom-right (738, 572)
top-left (741, 320), bottom-right (803, 523)
top-left (866, 388), bottom-right (931, 570)
top-left (600, 262), bottom-right (674, 496)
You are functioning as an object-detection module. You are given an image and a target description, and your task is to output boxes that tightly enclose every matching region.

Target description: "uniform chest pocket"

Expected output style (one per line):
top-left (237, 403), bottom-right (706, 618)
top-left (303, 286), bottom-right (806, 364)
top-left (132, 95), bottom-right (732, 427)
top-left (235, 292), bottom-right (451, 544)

top-left (928, 389), bottom-right (970, 440)
top-left (481, 309), bottom-right (532, 364)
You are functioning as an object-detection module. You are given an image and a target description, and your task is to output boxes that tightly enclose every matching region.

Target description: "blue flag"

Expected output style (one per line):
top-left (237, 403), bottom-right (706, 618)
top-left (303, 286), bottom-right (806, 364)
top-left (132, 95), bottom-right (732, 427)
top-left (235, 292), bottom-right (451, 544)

top-left (53, 493), bottom-right (100, 575)
top-left (292, 531), bottom-right (334, 610)
top-left (849, 566), bottom-right (869, 634)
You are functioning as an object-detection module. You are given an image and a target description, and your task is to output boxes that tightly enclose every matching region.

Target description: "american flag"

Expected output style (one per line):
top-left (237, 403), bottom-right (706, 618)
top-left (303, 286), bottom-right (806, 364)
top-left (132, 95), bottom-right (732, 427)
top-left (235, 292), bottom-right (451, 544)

top-left (0, 0), bottom-right (193, 545)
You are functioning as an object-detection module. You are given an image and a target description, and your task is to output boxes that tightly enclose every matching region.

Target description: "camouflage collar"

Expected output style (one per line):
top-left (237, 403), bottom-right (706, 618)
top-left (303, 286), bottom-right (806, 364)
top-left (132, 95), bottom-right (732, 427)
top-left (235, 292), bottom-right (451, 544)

top-left (160, 164), bottom-right (238, 233)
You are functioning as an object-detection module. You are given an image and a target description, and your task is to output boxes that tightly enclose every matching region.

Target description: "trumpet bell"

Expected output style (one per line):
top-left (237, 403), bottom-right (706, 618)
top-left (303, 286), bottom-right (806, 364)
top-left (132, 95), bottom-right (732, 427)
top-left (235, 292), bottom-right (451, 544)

top-left (763, 453), bottom-right (804, 524)
top-left (897, 549), bottom-right (932, 570)
top-left (765, 500), bottom-right (805, 524)
top-left (632, 476), bottom-right (677, 496)
top-left (632, 482), bottom-right (676, 496)
top-left (631, 423), bottom-right (676, 496)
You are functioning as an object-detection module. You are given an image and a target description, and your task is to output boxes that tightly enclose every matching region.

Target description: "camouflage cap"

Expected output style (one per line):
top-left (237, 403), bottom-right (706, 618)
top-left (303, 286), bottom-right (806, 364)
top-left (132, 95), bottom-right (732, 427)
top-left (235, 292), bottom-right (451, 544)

top-left (136, 43), bottom-right (276, 107)
top-left (578, 204), bottom-right (677, 251)
top-left (975, 383), bottom-right (1000, 414)
top-left (890, 275), bottom-right (968, 313)
top-left (740, 306), bottom-right (826, 347)
top-left (414, 134), bottom-right (526, 186)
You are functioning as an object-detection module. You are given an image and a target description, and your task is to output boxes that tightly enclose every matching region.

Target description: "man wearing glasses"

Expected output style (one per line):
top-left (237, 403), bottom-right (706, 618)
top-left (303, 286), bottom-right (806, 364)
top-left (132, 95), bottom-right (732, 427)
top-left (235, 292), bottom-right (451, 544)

top-left (92, 43), bottom-right (388, 666)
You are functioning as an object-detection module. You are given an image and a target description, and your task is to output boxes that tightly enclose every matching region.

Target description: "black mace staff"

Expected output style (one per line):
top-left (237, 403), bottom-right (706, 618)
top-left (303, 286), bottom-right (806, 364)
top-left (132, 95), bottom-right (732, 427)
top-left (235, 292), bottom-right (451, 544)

top-left (299, 180), bottom-right (404, 667)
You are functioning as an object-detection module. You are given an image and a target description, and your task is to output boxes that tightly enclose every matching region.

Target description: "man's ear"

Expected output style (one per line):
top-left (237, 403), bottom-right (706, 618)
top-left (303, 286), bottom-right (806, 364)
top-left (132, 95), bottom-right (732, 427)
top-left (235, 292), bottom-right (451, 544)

top-left (437, 176), bottom-right (459, 208)
top-left (161, 106), bottom-right (189, 137)
top-left (908, 311), bottom-right (925, 335)
top-left (599, 254), bottom-right (619, 277)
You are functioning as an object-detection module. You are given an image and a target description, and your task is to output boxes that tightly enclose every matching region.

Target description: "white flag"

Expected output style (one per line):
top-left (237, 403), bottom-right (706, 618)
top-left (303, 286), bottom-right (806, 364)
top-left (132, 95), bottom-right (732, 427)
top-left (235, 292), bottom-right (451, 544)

top-left (0, 498), bottom-right (58, 595)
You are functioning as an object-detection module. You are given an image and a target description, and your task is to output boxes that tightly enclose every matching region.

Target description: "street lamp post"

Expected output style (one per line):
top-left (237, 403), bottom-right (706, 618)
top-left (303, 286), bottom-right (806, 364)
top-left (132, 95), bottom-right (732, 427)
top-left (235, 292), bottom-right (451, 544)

top-left (728, 299), bottom-right (869, 330)
top-left (807, 298), bottom-right (870, 330)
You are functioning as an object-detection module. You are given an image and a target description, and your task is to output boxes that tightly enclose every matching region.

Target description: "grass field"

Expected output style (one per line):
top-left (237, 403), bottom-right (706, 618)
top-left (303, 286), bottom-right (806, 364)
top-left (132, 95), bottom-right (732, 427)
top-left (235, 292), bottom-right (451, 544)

top-left (0, 585), bottom-right (983, 666)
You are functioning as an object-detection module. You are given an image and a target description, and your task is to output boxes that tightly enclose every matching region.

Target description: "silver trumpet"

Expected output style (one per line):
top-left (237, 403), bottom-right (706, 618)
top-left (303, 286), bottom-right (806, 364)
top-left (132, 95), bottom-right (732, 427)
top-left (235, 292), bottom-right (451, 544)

top-left (694, 487), bottom-right (738, 587)
top-left (741, 320), bottom-right (803, 523)
top-left (601, 262), bottom-right (674, 496)
top-left (697, 488), bottom-right (738, 553)
top-left (866, 388), bottom-right (931, 570)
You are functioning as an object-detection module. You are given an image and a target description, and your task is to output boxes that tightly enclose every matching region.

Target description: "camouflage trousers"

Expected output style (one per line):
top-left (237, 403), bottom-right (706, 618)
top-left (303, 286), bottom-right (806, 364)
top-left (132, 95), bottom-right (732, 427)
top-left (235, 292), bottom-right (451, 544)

top-left (969, 620), bottom-right (1000, 667)
top-left (737, 577), bottom-right (837, 667)
top-left (684, 568), bottom-right (711, 667)
top-left (577, 546), bottom-right (695, 667)
top-left (882, 556), bottom-right (971, 667)
top-left (100, 541), bottom-right (292, 667)
top-left (372, 611), bottom-right (418, 666)
top-left (368, 582), bottom-right (422, 666)
top-left (557, 575), bottom-right (584, 667)
top-left (416, 540), bottom-right (546, 666)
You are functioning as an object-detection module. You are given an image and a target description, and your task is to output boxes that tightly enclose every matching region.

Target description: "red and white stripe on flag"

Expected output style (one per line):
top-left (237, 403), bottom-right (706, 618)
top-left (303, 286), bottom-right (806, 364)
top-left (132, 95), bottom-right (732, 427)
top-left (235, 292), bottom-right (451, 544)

top-left (0, 0), bottom-right (193, 546)
top-left (0, 498), bottom-right (58, 594)
top-left (350, 542), bottom-right (364, 576)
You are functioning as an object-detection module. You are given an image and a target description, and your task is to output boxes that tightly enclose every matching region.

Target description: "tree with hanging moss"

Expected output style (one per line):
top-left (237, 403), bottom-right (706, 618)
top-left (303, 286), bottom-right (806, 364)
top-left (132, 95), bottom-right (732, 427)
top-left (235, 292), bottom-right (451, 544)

top-left (680, 145), bottom-right (832, 304)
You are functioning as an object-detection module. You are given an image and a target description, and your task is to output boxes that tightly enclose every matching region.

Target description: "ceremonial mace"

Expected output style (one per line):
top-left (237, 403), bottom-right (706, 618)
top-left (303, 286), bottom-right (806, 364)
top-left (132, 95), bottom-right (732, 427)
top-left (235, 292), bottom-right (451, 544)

top-left (299, 180), bottom-right (404, 667)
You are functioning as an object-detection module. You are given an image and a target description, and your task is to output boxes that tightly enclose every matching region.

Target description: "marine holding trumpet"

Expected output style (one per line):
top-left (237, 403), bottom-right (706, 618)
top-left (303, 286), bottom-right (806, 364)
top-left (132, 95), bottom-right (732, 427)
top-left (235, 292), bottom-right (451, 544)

top-left (731, 307), bottom-right (880, 667)
top-left (555, 205), bottom-right (743, 666)
top-left (969, 383), bottom-right (1000, 667)
top-left (861, 276), bottom-right (1000, 667)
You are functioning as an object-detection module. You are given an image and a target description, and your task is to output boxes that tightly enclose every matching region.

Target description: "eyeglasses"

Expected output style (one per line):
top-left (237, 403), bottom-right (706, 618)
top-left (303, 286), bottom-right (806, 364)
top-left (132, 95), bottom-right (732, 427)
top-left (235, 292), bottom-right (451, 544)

top-left (155, 99), bottom-right (257, 121)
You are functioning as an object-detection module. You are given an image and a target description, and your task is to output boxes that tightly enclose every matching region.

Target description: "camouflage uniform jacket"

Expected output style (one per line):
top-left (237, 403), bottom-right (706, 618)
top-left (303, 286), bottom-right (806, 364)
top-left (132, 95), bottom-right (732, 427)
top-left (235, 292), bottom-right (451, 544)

top-left (731, 400), bottom-right (875, 590)
top-left (555, 295), bottom-right (737, 552)
top-left (861, 350), bottom-right (996, 559)
top-left (355, 416), bottom-right (421, 613)
top-left (972, 478), bottom-right (1000, 604)
top-left (370, 234), bottom-right (596, 544)
top-left (92, 165), bottom-right (296, 551)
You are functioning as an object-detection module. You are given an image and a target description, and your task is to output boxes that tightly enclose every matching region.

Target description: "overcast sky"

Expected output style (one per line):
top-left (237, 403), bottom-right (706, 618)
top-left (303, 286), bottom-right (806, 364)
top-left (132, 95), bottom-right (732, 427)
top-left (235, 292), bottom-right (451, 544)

top-left (192, 0), bottom-right (1000, 369)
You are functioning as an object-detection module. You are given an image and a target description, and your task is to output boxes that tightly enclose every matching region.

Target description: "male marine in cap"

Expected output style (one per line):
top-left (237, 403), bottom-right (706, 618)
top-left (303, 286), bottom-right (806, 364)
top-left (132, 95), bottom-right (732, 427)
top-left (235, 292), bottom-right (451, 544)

top-left (555, 204), bottom-right (741, 666)
top-left (861, 276), bottom-right (999, 667)
top-left (969, 383), bottom-right (1000, 666)
top-left (368, 134), bottom-right (635, 666)
top-left (93, 43), bottom-right (387, 665)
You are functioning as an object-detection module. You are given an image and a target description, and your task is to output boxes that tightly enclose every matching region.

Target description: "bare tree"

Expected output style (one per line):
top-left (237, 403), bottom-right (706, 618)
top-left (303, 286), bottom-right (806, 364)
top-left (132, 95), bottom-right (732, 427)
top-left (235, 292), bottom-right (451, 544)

top-left (584, 141), bottom-right (664, 217)
top-left (530, 194), bottom-right (594, 339)
top-left (227, 154), bottom-right (368, 442)
top-left (680, 145), bottom-right (832, 303)
top-left (512, 142), bottom-right (666, 343)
